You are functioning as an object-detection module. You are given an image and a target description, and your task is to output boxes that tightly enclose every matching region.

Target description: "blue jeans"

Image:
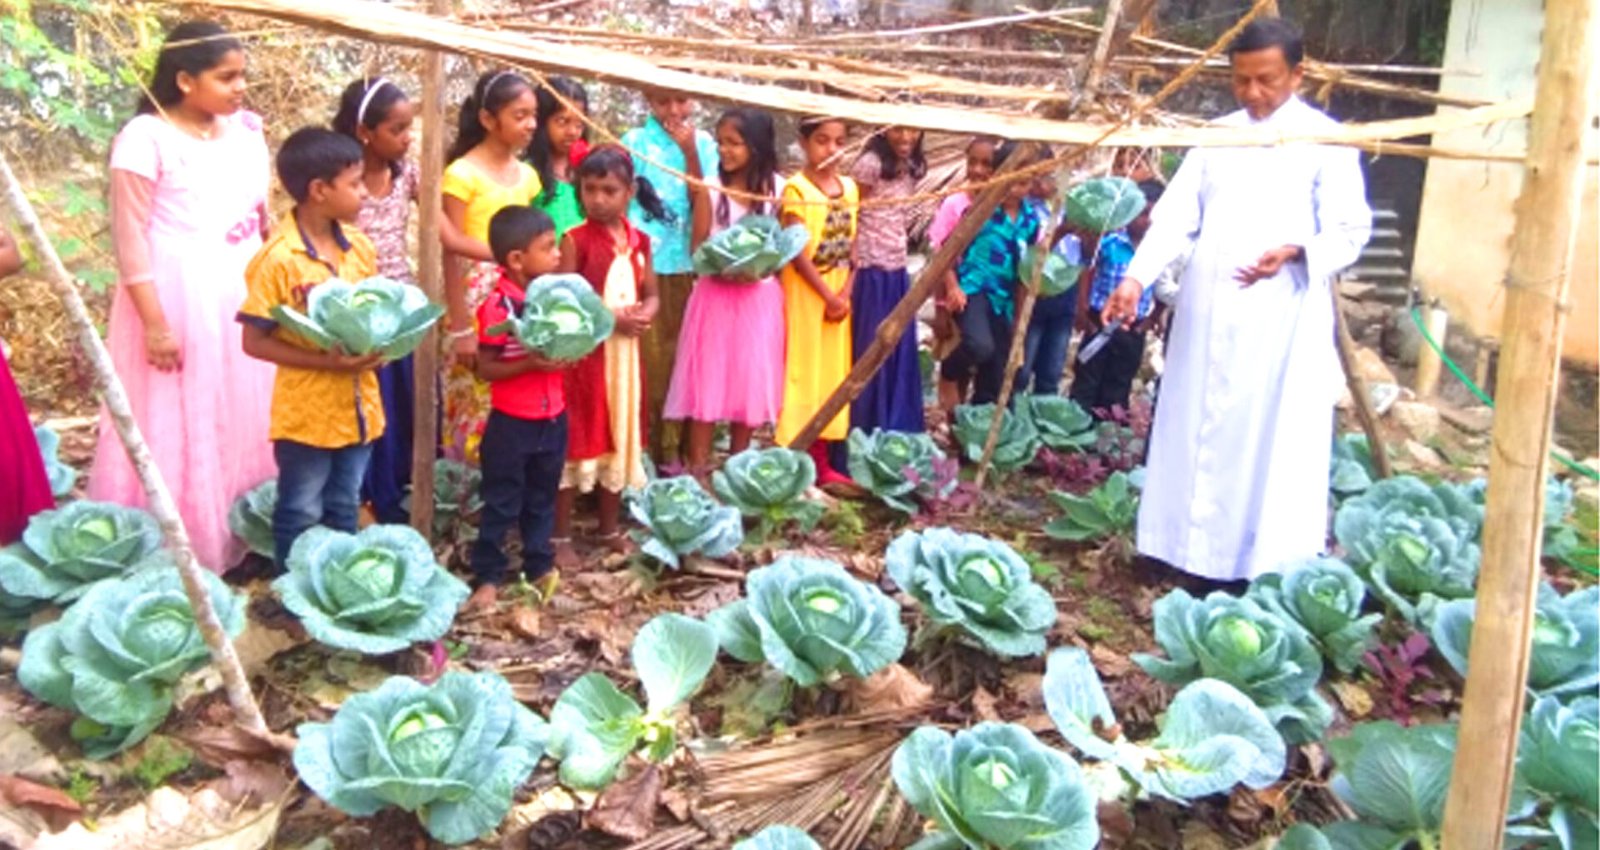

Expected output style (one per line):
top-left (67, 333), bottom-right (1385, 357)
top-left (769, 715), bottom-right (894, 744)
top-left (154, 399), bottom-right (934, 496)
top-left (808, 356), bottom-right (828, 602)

top-left (273, 439), bottom-right (374, 568)
top-left (470, 410), bottom-right (567, 586)
top-left (1022, 291), bottom-right (1075, 395)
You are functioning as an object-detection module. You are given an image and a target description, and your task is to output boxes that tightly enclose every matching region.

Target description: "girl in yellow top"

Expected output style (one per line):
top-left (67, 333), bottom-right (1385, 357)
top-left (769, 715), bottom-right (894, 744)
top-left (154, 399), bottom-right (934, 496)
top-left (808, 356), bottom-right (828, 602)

top-left (441, 69), bottom-right (541, 463)
top-left (776, 117), bottom-right (858, 487)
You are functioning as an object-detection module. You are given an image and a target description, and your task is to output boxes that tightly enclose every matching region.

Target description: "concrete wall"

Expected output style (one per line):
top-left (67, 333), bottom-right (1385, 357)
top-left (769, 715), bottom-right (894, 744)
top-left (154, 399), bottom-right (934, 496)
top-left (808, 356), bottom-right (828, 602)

top-left (1411, 0), bottom-right (1599, 365)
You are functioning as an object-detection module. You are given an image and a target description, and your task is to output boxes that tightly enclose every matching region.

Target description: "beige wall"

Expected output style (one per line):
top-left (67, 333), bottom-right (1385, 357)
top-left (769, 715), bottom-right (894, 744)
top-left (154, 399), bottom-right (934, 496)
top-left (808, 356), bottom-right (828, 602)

top-left (1411, 0), bottom-right (1599, 365)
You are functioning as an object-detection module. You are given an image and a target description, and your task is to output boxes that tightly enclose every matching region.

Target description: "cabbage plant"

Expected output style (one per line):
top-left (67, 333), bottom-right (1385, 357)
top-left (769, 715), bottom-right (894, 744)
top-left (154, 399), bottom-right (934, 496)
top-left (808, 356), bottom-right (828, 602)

top-left (886, 527), bottom-right (1055, 658)
top-left (733, 826), bottom-right (821, 850)
top-left (1333, 475), bottom-right (1483, 624)
top-left (708, 556), bottom-right (906, 686)
top-left (272, 275), bottom-right (443, 358)
top-left (485, 273), bottom-right (616, 361)
top-left (1328, 433), bottom-right (1377, 501)
top-left (1020, 396), bottom-right (1096, 452)
top-left (228, 480), bottom-right (276, 559)
top-left (273, 525), bottom-right (469, 655)
top-left (1518, 696), bottom-right (1599, 848)
top-left (712, 446), bottom-right (823, 531)
top-left (954, 404), bottom-right (1041, 473)
top-left (628, 476), bottom-right (744, 569)
top-left (548, 613), bottom-right (718, 789)
top-left (1430, 583), bottom-right (1599, 701)
top-left (1019, 244), bottom-right (1083, 298)
top-left (1044, 472), bottom-right (1138, 543)
top-left (33, 425), bottom-right (75, 498)
top-left (891, 722), bottom-right (1099, 850)
top-left (1064, 176), bottom-right (1144, 232)
top-left (846, 428), bottom-right (944, 514)
top-left (1133, 589), bottom-right (1331, 744)
top-left (1247, 558), bottom-right (1380, 675)
top-left (692, 214), bottom-right (812, 280)
top-left (1290, 721), bottom-right (1475, 848)
top-left (294, 671), bottom-right (548, 845)
top-left (0, 500), bottom-right (166, 607)
top-left (18, 568), bottom-right (245, 758)
top-left (1042, 647), bottom-right (1285, 803)
top-left (402, 459), bottom-right (483, 538)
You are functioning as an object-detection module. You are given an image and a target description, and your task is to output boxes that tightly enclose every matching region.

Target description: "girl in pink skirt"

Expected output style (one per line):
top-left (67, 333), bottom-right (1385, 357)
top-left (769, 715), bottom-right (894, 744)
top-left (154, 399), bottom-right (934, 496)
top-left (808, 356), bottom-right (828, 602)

top-left (664, 107), bottom-right (786, 477)
top-left (92, 21), bottom-right (276, 572)
top-left (0, 225), bottom-right (53, 544)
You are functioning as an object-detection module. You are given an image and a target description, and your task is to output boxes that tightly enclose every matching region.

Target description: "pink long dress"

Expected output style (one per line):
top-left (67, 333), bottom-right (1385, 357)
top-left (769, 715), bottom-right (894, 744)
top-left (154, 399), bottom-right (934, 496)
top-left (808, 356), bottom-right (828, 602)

top-left (88, 110), bottom-right (276, 572)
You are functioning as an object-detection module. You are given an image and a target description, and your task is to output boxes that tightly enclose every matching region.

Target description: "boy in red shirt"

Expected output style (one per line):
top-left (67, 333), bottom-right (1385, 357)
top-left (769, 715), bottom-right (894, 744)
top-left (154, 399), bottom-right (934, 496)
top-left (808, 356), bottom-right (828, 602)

top-left (466, 206), bottom-right (569, 610)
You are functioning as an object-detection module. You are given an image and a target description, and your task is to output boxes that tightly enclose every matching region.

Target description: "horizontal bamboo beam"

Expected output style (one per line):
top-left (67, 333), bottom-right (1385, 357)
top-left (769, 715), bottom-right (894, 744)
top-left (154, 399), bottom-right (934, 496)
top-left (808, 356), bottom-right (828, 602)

top-left (192, 0), bottom-right (1534, 156)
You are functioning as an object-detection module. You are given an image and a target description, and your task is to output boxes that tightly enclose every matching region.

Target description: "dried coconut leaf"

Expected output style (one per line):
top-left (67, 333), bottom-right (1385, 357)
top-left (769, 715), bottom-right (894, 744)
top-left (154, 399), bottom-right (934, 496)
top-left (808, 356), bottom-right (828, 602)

top-left (588, 763), bottom-right (664, 842)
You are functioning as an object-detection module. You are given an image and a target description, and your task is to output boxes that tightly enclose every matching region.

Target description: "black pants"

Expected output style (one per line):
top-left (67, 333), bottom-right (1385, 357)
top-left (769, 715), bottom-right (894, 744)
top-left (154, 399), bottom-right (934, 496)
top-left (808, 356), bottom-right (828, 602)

top-left (1070, 323), bottom-right (1147, 417)
top-left (940, 292), bottom-right (1013, 405)
top-left (470, 410), bottom-right (567, 586)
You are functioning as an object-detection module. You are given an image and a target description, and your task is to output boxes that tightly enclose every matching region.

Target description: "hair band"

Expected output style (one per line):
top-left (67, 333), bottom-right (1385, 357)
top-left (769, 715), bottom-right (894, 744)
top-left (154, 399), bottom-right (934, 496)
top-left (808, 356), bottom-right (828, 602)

top-left (356, 77), bottom-right (393, 127)
top-left (480, 70), bottom-right (519, 102)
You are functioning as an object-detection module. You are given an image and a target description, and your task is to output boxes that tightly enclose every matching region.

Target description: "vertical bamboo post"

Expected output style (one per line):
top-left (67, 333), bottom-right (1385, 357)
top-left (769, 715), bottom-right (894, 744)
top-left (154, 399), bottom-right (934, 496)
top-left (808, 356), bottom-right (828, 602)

top-left (409, 0), bottom-right (447, 537)
top-left (0, 153), bottom-right (269, 737)
top-left (1440, 1), bottom-right (1597, 846)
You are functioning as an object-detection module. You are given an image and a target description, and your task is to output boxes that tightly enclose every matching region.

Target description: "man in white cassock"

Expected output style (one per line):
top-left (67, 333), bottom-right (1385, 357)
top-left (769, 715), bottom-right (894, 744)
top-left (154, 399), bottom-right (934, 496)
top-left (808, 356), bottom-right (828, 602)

top-left (1101, 18), bottom-right (1372, 583)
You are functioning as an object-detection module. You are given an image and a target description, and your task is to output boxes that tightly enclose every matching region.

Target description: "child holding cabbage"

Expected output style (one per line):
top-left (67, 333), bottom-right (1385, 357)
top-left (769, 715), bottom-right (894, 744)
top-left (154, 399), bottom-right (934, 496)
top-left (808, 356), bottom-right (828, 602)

top-left (465, 206), bottom-right (570, 610)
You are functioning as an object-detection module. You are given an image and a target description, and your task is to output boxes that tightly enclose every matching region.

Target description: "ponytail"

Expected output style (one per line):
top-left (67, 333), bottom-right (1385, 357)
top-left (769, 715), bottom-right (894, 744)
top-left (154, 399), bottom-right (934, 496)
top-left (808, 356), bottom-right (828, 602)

top-left (633, 176), bottom-right (674, 225)
top-left (447, 69), bottom-right (532, 163)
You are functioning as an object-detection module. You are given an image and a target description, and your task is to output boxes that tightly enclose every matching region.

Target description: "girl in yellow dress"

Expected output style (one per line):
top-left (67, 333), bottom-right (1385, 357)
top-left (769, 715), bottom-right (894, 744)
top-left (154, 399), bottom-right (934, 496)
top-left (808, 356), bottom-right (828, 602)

top-left (776, 117), bottom-right (858, 486)
top-left (439, 69), bottom-right (541, 463)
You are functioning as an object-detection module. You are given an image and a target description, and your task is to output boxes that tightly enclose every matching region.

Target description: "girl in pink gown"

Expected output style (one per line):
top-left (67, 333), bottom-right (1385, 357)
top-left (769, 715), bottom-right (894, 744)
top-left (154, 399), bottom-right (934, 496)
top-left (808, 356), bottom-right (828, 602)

top-left (0, 226), bottom-right (53, 544)
top-left (89, 20), bottom-right (276, 572)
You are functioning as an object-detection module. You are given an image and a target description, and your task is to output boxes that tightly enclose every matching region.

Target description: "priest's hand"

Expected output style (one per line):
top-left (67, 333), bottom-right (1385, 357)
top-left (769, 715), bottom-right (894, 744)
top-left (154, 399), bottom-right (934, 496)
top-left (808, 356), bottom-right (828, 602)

top-left (1100, 277), bottom-right (1145, 328)
top-left (1234, 244), bottom-right (1304, 286)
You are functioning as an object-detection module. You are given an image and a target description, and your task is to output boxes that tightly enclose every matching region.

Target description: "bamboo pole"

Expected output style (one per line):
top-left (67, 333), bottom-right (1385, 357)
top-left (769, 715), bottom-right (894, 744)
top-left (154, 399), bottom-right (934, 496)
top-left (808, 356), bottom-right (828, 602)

top-left (409, 0), bottom-right (446, 536)
top-left (1075, 0), bottom-right (1126, 102)
top-left (1440, 0), bottom-right (1597, 846)
top-left (784, 147), bottom-right (1038, 451)
top-left (0, 152), bottom-right (271, 738)
top-left (1332, 285), bottom-right (1392, 479)
top-left (190, 0), bottom-right (1534, 155)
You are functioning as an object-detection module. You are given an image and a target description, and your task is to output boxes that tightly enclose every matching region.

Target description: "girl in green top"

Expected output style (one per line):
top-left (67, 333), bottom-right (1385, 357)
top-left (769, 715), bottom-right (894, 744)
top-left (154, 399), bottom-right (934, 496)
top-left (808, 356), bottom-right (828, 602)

top-left (525, 77), bottom-right (588, 238)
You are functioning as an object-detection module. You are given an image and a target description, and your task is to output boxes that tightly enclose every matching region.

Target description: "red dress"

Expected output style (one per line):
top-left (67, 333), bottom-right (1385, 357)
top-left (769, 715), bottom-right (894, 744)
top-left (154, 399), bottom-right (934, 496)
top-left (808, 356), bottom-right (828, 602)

top-left (563, 219), bottom-right (651, 462)
top-left (0, 348), bottom-right (53, 543)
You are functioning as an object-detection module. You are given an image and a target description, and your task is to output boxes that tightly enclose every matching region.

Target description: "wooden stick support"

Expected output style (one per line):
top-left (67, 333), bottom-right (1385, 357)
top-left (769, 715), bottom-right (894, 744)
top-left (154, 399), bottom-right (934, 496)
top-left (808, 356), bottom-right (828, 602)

top-left (1332, 284), bottom-right (1392, 479)
top-left (409, 0), bottom-right (447, 537)
top-left (0, 152), bottom-right (270, 737)
top-left (1411, 301), bottom-right (1449, 398)
top-left (784, 146), bottom-right (1040, 451)
top-left (1440, 0), bottom-right (1597, 845)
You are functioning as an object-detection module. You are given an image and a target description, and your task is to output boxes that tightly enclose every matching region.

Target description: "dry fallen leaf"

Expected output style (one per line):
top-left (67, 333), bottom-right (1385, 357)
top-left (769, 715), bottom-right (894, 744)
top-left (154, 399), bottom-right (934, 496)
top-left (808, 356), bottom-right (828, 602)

top-left (0, 775), bottom-right (82, 833)
top-left (1328, 680), bottom-right (1374, 719)
top-left (971, 686), bottom-right (1002, 722)
top-left (510, 606), bottom-right (543, 641)
top-left (843, 663), bottom-right (934, 714)
top-left (213, 761), bottom-right (291, 807)
top-left (1096, 800), bottom-right (1136, 849)
top-left (586, 763), bottom-right (662, 842)
top-left (659, 785), bottom-right (693, 822)
top-left (32, 786), bottom-right (282, 850)
top-left (1090, 644), bottom-right (1133, 678)
top-left (175, 725), bottom-right (288, 768)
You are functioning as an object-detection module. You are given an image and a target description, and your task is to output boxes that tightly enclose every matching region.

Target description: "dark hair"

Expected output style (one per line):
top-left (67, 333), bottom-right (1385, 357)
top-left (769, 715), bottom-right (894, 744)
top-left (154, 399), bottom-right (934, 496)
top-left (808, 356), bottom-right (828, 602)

top-left (575, 145), bottom-right (673, 224)
top-left (448, 70), bottom-right (533, 163)
top-left (276, 127), bottom-right (362, 203)
top-left (967, 136), bottom-right (997, 155)
top-left (526, 76), bottom-right (590, 205)
top-left (488, 205), bottom-right (555, 268)
top-left (798, 116), bottom-right (847, 139)
top-left (332, 77), bottom-right (408, 139)
top-left (1138, 179), bottom-right (1165, 204)
top-left (139, 21), bottom-right (243, 114)
top-left (864, 128), bottom-right (928, 181)
top-left (993, 139), bottom-right (1021, 169)
top-left (1228, 18), bottom-right (1304, 66)
top-left (714, 107), bottom-right (779, 227)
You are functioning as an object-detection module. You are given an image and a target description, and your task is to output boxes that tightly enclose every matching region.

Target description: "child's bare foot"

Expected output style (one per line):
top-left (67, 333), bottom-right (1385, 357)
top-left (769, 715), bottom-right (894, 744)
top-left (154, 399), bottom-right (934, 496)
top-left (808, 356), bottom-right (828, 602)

top-left (599, 530), bottom-right (636, 557)
top-left (553, 537), bottom-right (580, 571)
top-left (465, 583), bottom-right (499, 612)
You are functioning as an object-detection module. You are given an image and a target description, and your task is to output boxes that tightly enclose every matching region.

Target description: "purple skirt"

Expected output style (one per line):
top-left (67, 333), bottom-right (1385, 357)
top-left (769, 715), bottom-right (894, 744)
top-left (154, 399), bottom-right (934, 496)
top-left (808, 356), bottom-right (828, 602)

top-left (850, 266), bottom-right (925, 434)
top-left (0, 349), bottom-right (52, 544)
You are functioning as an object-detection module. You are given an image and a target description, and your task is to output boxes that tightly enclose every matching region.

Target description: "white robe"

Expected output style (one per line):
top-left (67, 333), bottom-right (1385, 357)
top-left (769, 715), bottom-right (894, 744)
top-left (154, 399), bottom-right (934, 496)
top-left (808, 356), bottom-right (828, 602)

top-left (1126, 96), bottom-right (1372, 581)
